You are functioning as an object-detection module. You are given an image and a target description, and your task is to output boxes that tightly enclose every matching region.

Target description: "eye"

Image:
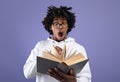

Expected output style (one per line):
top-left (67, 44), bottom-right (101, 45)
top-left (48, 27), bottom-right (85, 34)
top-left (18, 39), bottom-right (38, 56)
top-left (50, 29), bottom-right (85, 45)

top-left (54, 23), bottom-right (59, 26)
top-left (52, 22), bottom-right (59, 26)
top-left (62, 21), bottom-right (67, 24)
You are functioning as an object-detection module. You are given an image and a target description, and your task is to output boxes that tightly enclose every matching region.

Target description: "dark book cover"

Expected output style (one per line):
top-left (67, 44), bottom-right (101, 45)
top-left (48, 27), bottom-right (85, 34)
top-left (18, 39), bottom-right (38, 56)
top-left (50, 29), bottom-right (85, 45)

top-left (37, 56), bottom-right (88, 74)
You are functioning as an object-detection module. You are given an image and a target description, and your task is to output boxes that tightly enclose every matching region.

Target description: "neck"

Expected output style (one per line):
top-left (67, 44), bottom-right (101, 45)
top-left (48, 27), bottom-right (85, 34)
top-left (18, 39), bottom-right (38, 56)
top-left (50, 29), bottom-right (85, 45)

top-left (50, 36), bottom-right (67, 42)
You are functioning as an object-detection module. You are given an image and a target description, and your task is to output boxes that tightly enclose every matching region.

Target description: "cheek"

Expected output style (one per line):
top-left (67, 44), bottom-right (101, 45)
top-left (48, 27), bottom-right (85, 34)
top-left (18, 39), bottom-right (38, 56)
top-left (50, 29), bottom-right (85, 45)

top-left (51, 27), bottom-right (55, 33)
top-left (51, 29), bottom-right (57, 34)
top-left (65, 28), bottom-right (68, 32)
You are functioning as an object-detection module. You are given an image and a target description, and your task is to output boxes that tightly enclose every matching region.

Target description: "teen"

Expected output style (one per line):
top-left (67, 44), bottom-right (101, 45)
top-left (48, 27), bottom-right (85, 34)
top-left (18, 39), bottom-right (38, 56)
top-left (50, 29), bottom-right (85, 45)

top-left (23, 6), bottom-right (92, 82)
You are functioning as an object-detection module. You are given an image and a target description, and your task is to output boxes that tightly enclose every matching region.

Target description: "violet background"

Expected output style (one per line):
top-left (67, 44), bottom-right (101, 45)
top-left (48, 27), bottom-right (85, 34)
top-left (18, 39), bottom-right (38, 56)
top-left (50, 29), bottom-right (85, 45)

top-left (0, 0), bottom-right (120, 82)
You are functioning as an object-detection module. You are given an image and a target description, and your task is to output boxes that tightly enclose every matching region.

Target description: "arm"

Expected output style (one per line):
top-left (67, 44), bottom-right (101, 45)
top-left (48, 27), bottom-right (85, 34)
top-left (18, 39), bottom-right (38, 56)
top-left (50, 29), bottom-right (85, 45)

top-left (23, 42), bottom-right (40, 79)
top-left (76, 62), bottom-right (91, 82)
top-left (76, 45), bottom-right (92, 82)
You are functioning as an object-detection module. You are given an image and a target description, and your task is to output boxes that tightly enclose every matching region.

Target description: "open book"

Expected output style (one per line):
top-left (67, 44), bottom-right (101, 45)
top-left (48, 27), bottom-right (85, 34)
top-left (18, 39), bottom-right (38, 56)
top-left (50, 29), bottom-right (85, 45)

top-left (37, 45), bottom-right (88, 74)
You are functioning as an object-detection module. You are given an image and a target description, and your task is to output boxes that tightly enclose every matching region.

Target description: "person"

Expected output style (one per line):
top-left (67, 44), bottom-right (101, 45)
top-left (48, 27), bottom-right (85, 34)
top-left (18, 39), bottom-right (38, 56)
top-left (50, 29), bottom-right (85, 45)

top-left (23, 5), bottom-right (92, 82)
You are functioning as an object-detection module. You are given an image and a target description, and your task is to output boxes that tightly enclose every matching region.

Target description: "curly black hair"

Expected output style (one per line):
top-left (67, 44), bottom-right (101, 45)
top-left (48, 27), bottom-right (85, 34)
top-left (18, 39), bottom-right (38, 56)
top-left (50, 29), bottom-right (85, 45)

top-left (42, 6), bottom-right (76, 35)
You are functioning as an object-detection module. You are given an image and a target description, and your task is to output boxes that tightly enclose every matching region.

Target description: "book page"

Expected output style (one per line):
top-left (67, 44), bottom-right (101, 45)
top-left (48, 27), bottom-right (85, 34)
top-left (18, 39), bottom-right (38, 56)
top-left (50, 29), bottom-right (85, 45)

top-left (41, 45), bottom-right (87, 66)
top-left (51, 45), bottom-right (66, 62)
top-left (64, 53), bottom-right (87, 66)
top-left (60, 45), bottom-right (66, 62)
top-left (42, 50), bottom-right (62, 62)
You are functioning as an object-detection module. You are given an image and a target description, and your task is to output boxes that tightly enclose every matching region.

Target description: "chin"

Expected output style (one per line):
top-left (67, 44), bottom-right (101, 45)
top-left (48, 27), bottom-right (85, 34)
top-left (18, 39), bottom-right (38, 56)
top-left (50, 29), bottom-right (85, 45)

top-left (58, 37), bottom-right (65, 41)
top-left (55, 35), bottom-right (66, 41)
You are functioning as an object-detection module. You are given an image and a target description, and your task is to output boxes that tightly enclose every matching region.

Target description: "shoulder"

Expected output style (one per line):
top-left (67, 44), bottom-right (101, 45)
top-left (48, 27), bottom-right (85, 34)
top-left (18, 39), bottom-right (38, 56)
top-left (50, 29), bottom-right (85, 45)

top-left (68, 38), bottom-right (87, 54)
top-left (74, 42), bottom-right (85, 50)
top-left (34, 39), bottom-right (50, 49)
top-left (67, 37), bottom-right (85, 50)
top-left (31, 39), bottom-right (51, 54)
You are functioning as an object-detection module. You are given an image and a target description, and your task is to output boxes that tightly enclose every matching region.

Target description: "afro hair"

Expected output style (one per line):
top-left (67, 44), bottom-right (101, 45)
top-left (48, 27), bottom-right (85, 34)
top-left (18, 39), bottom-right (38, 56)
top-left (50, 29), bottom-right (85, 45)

top-left (42, 6), bottom-right (76, 35)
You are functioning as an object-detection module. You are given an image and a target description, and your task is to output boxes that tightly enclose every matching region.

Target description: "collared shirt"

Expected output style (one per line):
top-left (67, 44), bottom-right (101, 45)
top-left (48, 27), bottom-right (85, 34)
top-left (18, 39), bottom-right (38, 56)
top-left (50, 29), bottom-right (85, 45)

top-left (23, 37), bottom-right (92, 82)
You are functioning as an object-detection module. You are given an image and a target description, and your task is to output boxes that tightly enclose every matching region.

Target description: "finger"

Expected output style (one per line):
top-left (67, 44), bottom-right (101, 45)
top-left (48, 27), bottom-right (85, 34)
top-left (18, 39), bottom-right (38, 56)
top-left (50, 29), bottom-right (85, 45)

top-left (47, 69), bottom-right (62, 81)
top-left (47, 69), bottom-right (60, 78)
top-left (68, 68), bottom-right (76, 76)
top-left (54, 67), bottom-right (66, 77)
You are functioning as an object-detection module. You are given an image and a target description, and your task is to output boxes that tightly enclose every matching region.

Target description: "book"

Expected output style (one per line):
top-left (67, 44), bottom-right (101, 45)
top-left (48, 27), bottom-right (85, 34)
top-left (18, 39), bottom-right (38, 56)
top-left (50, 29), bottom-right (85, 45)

top-left (37, 45), bottom-right (88, 74)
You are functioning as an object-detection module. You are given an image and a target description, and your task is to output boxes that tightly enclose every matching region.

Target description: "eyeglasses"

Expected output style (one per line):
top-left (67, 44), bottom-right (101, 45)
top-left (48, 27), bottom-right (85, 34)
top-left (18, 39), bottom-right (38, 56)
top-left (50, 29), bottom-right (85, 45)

top-left (52, 22), bottom-right (68, 28)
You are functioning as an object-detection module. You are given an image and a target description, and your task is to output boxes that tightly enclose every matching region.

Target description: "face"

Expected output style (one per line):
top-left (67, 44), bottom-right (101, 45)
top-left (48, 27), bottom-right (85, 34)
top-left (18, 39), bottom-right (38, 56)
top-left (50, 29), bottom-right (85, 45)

top-left (51, 17), bottom-right (68, 42)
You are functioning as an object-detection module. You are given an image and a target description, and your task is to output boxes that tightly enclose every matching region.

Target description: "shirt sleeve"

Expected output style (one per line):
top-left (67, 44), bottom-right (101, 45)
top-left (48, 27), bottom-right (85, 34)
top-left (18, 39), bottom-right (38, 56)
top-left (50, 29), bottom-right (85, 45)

top-left (23, 42), bottom-right (41, 79)
top-left (76, 44), bottom-right (92, 82)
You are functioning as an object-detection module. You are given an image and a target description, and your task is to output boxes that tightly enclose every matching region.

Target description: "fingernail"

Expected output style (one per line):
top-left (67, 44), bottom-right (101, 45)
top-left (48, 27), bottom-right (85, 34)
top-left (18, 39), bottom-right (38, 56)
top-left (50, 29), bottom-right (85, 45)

top-left (48, 69), bottom-right (52, 72)
top-left (54, 68), bottom-right (58, 71)
top-left (47, 72), bottom-right (49, 74)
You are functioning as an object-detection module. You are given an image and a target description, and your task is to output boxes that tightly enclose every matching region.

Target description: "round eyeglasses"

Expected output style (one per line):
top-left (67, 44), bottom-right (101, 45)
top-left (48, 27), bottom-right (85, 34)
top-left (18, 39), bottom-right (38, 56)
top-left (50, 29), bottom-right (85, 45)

top-left (52, 22), bottom-right (68, 28)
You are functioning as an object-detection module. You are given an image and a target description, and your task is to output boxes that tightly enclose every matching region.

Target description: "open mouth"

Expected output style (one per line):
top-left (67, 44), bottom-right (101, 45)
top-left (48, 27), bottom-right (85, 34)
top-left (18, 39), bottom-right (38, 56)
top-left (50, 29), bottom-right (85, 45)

top-left (58, 32), bottom-right (63, 37)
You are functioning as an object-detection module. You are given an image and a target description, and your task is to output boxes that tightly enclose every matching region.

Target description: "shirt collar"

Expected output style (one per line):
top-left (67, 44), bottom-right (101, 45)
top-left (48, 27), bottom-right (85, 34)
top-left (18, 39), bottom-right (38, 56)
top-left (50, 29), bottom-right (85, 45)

top-left (47, 37), bottom-right (75, 43)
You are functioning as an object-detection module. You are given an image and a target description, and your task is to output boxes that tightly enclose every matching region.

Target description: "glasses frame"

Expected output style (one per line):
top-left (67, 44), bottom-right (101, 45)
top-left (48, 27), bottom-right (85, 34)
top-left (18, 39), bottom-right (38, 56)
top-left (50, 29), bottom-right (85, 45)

top-left (52, 22), bottom-right (68, 28)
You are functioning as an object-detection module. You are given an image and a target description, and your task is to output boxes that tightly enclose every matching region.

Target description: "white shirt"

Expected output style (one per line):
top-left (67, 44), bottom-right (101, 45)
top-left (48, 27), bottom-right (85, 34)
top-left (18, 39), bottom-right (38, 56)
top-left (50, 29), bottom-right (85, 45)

top-left (23, 37), bottom-right (92, 82)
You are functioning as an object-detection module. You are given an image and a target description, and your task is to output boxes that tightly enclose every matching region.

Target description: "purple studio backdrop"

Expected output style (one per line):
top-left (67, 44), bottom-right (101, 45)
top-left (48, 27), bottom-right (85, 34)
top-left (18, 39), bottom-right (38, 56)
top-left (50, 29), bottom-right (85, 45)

top-left (0, 0), bottom-right (120, 82)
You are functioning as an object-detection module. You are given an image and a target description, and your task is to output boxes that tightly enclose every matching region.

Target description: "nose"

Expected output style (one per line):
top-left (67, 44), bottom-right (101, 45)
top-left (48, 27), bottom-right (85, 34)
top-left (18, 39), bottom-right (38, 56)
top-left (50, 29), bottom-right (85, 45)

top-left (58, 24), bottom-right (63, 29)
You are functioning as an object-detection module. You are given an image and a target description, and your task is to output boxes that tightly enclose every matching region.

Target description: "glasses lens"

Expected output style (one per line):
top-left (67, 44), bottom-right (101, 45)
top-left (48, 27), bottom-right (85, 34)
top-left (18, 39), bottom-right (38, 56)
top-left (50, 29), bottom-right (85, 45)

top-left (52, 22), bottom-right (67, 28)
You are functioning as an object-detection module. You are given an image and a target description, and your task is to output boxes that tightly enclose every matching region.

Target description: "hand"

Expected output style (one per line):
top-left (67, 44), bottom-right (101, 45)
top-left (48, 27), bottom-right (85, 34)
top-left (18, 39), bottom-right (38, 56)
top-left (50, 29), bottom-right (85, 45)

top-left (47, 67), bottom-right (76, 82)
